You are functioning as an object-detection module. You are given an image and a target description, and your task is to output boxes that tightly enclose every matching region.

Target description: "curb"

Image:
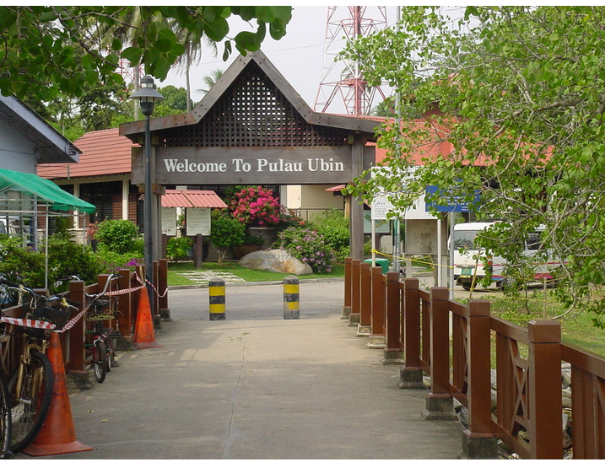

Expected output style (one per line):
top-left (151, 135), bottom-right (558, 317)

top-left (169, 277), bottom-right (345, 290)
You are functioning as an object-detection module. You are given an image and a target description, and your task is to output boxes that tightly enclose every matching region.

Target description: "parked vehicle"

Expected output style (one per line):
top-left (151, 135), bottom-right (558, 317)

top-left (452, 221), bottom-right (559, 290)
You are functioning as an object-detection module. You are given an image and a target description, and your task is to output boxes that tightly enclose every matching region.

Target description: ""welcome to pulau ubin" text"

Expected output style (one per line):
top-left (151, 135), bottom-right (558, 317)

top-left (163, 158), bottom-right (345, 173)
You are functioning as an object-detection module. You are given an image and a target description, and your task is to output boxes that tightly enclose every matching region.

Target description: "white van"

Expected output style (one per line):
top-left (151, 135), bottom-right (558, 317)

top-left (452, 222), bottom-right (557, 290)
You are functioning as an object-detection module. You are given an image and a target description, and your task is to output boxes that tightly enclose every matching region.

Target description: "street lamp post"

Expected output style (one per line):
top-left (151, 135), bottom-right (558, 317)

top-left (130, 75), bottom-right (164, 319)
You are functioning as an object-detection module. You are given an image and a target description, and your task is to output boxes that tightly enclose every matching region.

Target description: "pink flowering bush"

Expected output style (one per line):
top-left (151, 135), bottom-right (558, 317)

top-left (230, 186), bottom-right (305, 231)
top-left (275, 227), bottom-right (335, 273)
top-left (230, 186), bottom-right (282, 227)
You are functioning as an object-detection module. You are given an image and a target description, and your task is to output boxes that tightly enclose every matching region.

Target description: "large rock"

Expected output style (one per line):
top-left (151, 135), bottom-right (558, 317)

top-left (238, 249), bottom-right (313, 275)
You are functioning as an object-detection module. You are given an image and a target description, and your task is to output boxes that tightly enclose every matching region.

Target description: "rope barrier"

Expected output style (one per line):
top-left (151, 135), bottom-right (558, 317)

top-left (369, 249), bottom-right (563, 287)
top-left (1, 272), bottom-right (166, 334)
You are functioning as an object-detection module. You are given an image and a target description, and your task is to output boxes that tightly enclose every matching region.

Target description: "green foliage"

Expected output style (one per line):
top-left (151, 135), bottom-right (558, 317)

top-left (94, 251), bottom-right (144, 274)
top-left (166, 236), bottom-right (193, 262)
top-left (0, 6), bottom-right (292, 102)
top-left (307, 211), bottom-right (350, 262)
top-left (0, 236), bottom-right (46, 288)
top-left (46, 237), bottom-right (103, 289)
top-left (208, 210), bottom-right (246, 263)
top-left (344, 6), bottom-right (605, 325)
top-left (95, 219), bottom-right (141, 254)
top-left (275, 227), bottom-right (335, 273)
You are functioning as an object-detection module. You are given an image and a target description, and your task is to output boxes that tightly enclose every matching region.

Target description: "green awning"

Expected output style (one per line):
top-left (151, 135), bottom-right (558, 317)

top-left (0, 168), bottom-right (96, 214)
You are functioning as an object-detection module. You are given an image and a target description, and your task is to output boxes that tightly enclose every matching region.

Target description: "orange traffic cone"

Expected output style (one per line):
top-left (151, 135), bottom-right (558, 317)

top-left (23, 332), bottom-right (92, 456)
top-left (133, 287), bottom-right (162, 349)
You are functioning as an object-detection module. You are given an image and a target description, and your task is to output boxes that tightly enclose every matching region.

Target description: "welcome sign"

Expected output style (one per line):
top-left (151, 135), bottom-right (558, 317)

top-left (132, 146), bottom-right (375, 185)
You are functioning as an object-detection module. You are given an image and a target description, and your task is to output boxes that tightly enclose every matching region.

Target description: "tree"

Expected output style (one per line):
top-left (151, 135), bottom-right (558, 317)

top-left (344, 6), bottom-right (605, 326)
top-left (199, 69), bottom-right (224, 96)
top-left (0, 6), bottom-right (292, 102)
top-left (155, 85), bottom-right (191, 116)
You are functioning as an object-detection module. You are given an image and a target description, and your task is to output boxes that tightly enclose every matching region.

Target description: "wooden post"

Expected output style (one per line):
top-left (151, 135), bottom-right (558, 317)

top-left (158, 258), bottom-right (169, 320)
top-left (116, 269), bottom-right (133, 350)
top-left (399, 278), bottom-right (424, 389)
top-left (367, 266), bottom-right (385, 349)
top-left (358, 262), bottom-right (372, 336)
top-left (460, 300), bottom-right (498, 459)
top-left (342, 257), bottom-right (352, 319)
top-left (66, 279), bottom-right (90, 389)
top-left (153, 260), bottom-right (161, 329)
top-left (528, 320), bottom-right (563, 459)
top-left (349, 259), bottom-right (361, 326)
top-left (194, 234), bottom-right (204, 269)
top-left (422, 287), bottom-right (457, 420)
top-left (382, 271), bottom-right (403, 365)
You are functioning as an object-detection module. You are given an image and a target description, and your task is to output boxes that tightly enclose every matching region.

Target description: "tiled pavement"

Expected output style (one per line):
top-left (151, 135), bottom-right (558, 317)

top-left (176, 271), bottom-right (247, 285)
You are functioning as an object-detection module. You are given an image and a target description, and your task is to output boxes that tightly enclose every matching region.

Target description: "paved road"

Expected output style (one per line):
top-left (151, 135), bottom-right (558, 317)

top-left (20, 280), bottom-right (463, 460)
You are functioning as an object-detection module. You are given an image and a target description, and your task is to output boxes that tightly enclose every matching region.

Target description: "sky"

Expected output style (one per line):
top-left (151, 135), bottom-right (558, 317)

top-left (159, 5), bottom-right (400, 115)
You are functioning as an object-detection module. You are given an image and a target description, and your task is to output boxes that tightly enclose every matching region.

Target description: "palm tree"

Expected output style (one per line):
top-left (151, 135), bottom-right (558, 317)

top-left (171, 26), bottom-right (218, 112)
top-left (199, 69), bottom-right (224, 96)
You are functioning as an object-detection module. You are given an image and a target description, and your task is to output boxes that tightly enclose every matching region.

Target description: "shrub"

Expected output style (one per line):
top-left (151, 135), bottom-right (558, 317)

top-left (230, 186), bottom-right (282, 227)
top-left (95, 250), bottom-right (144, 274)
top-left (208, 210), bottom-right (246, 263)
top-left (46, 237), bottom-right (103, 289)
top-left (95, 219), bottom-right (141, 254)
top-left (308, 210), bottom-right (349, 262)
top-left (166, 236), bottom-right (193, 262)
top-left (0, 236), bottom-right (46, 289)
top-left (276, 227), bottom-right (335, 273)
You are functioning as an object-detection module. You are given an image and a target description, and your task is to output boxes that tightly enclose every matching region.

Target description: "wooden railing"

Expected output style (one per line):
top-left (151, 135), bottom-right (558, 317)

top-left (0, 259), bottom-right (169, 385)
top-left (343, 258), bottom-right (605, 459)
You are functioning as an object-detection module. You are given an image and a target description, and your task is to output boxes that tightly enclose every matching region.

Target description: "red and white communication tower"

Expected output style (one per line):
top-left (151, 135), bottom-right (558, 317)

top-left (118, 59), bottom-right (140, 89)
top-left (314, 6), bottom-right (389, 116)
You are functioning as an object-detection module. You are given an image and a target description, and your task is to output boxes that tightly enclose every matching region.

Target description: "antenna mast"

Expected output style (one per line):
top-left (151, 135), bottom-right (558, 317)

top-left (314, 6), bottom-right (388, 116)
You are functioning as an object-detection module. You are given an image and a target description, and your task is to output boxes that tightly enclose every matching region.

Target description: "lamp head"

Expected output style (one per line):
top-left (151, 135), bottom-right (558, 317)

top-left (130, 75), bottom-right (164, 117)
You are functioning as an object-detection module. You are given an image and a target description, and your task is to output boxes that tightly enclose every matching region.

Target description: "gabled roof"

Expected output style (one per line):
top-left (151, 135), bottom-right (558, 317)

top-left (119, 50), bottom-right (380, 139)
top-left (162, 190), bottom-right (227, 209)
top-left (37, 128), bottom-right (136, 180)
top-left (0, 95), bottom-right (80, 164)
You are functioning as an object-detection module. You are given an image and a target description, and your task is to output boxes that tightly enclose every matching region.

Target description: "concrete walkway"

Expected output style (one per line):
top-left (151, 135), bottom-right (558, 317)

top-left (20, 280), bottom-right (462, 460)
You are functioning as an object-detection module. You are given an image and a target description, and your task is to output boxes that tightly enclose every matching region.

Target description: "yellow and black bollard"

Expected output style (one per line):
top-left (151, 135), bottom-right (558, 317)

top-left (283, 275), bottom-right (300, 319)
top-left (209, 278), bottom-right (226, 320)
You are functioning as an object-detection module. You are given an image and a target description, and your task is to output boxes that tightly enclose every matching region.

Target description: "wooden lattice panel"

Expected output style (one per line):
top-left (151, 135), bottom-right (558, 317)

top-left (159, 62), bottom-right (349, 148)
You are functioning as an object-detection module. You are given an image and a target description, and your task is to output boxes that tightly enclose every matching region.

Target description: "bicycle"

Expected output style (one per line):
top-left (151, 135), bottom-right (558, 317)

top-left (0, 278), bottom-right (76, 453)
top-left (85, 275), bottom-right (120, 383)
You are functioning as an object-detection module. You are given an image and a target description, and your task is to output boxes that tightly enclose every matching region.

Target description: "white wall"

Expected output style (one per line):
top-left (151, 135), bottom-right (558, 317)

top-left (0, 123), bottom-right (38, 173)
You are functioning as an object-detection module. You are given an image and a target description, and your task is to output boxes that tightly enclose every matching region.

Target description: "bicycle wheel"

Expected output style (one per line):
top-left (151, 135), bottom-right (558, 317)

top-left (8, 350), bottom-right (54, 453)
top-left (0, 371), bottom-right (11, 458)
top-left (105, 337), bottom-right (115, 372)
top-left (93, 340), bottom-right (107, 383)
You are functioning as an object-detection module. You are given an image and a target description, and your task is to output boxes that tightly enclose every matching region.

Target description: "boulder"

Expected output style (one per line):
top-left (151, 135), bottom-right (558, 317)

top-left (238, 249), bottom-right (313, 275)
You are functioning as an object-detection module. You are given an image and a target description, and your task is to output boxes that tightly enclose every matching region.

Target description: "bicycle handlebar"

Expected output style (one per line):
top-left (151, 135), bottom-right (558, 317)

top-left (0, 279), bottom-right (79, 311)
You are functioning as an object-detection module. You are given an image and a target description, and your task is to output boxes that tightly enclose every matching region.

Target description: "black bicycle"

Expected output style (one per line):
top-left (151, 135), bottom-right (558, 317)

top-left (85, 275), bottom-right (120, 383)
top-left (0, 278), bottom-right (76, 453)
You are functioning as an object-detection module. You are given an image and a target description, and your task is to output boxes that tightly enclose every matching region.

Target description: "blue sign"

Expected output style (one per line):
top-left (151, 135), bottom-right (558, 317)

top-left (425, 185), bottom-right (480, 213)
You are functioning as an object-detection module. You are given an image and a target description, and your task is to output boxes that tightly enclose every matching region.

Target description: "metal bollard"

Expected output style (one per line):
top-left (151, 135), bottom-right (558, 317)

top-left (283, 276), bottom-right (300, 319)
top-left (209, 278), bottom-right (226, 320)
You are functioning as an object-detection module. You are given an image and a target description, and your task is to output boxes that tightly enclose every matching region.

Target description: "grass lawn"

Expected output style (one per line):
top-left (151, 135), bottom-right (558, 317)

top-left (168, 261), bottom-right (344, 286)
top-left (475, 290), bottom-right (605, 358)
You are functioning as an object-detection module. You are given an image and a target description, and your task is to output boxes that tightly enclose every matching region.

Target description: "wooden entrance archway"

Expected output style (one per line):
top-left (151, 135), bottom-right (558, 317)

top-left (120, 50), bottom-right (379, 262)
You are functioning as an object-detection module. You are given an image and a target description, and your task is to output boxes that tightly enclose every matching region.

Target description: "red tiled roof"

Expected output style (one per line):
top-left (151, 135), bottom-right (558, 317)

top-left (162, 190), bottom-right (227, 209)
top-left (36, 128), bottom-right (136, 179)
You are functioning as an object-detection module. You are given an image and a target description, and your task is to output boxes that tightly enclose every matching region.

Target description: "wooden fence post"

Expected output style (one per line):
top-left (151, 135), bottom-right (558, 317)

top-left (460, 300), bottom-right (498, 459)
top-left (153, 260), bottom-right (161, 329)
top-left (528, 320), bottom-right (563, 459)
top-left (367, 266), bottom-right (386, 349)
top-left (349, 259), bottom-right (361, 326)
top-left (117, 269), bottom-right (134, 350)
top-left (158, 258), bottom-right (170, 320)
top-left (422, 287), bottom-right (457, 420)
top-left (342, 257), bottom-right (352, 319)
top-left (358, 262), bottom-right (372, 336)
top-left (399, 277), bottom-right (424, 389)
top-left (66, 279), bottom-right (90, 389)
top-left (382, 271), bottom-right (404, 365)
